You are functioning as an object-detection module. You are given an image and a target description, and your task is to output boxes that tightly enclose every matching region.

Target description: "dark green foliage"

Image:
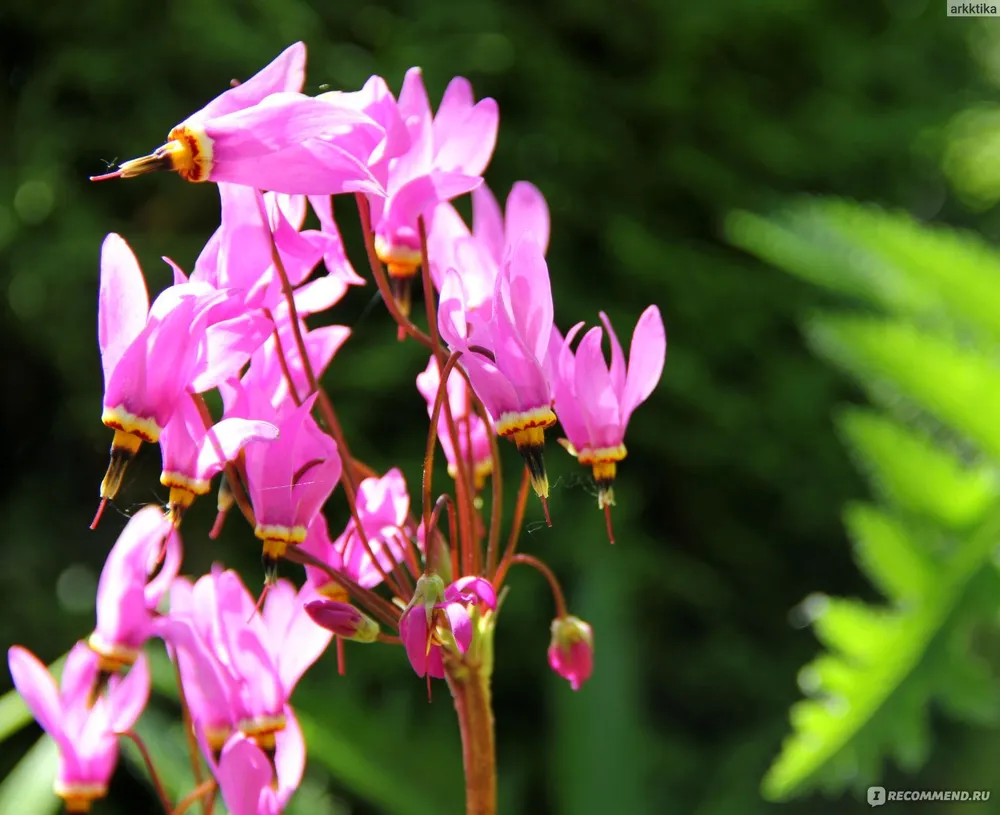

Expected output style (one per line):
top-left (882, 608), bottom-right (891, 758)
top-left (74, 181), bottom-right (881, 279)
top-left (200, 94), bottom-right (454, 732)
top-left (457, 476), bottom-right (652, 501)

top-left (0, 1), bottom-right (990, 812)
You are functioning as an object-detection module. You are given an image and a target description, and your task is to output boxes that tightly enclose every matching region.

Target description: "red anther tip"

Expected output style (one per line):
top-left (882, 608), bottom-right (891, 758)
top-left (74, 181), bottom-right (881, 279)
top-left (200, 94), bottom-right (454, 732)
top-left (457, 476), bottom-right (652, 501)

top-left (397, 324), bottom-right (406, 342)
top-left (336, 637), bottom-right (346, 677)
top-left (90, 497), bottom-right (108, 530)
top-left (89, 169), bottom-right (123, 182)
top-left (208, 510), bottom-right (226, 540)
top-left (604, 503), bottom-right (615, 545)
top-left (541, 496), bottom-right (552, 527)
top-left (249, 583), bottom-right (269, 623)
top-left (426, 671), bottom-right (433, 703)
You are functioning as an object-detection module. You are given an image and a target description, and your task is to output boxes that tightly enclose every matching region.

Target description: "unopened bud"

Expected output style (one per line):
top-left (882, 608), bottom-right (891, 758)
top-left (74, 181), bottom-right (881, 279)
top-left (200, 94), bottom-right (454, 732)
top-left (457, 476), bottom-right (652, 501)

top-left (548, 615), bottom-right (594, 691)
top-left (304, 599), bottom-right (380, 643)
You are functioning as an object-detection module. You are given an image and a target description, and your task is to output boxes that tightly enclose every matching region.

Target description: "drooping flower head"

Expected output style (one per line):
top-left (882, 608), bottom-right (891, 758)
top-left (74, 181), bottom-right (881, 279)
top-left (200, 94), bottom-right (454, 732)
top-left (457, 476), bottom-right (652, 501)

top-left (416, 356), bottom-right (494, 491)
top-left (158, 392), bottom-right (279, 524)
top-left (367, 68), bottom-right (498, 318)
top-left (88, 506), bottom-right (180, 672)
top-left (548, 616), bottom-right (594, 691)
top-left (91, 44), bottom-right (394, 198)
top-left (548, 306), bottom-right (666, 539)
top-left (8, 643), bottom-right (150, 813)
top-left (439, 234), bottom-right (557, 508)
top-left (399, 574), bottom-right (497, 680)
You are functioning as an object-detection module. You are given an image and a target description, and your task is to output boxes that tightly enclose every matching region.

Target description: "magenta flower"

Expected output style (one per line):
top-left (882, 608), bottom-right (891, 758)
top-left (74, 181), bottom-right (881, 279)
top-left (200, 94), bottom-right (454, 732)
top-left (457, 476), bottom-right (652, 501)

top-left (88, 506), bottom-right (180, 671)
top-left (231, 389), bottom-right (342, 577)
top-left (304, 599), bottom-right (380, 642)
top-left (416, 356), bottom-right (493, 491)
top-left (210, 713), bottom-right (305, 815)
top-left (399, 575), bottom-right (497, 679)
top-left (8, 642), bottom-right (150, 813)
top-left (438, 234), bottom-right (557, 504)
top-left (369, 68), bottom-right (498, 316)
top-left (159, 392), bottom-right (278, 522)
top-left (93, 45), bottom-right (391, 197)
top-left (96, 233), bottom-right (236, 508)
top-left (547, 306), bottom-right (666, 537)
top-left (548, 616), bottom-right (594, 691)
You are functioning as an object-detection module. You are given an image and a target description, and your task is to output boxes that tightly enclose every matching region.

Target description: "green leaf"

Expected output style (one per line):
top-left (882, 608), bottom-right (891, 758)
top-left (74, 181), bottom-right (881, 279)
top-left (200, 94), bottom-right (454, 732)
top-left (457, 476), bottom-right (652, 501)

top-left (837, 409), bottom-right (998, 529)
top-left (0, 735), bottom-right (61, 815)
top-left (807, 316), bottom-right (1000, 462)
top-left (843, 504), bottom-right (933, 604)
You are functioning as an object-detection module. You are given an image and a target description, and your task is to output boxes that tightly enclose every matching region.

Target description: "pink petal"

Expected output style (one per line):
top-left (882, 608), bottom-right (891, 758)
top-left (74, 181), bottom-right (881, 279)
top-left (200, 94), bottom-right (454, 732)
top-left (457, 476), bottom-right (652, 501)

top-left (144, 527), bottom-right (182, 609)
top-left (459, 349), bottom-right (521, 422)
top-left (98, 233), bottom-right (149, 387)
top-left (307, 195), bottom-right (365, 284)
top-left (501, 235), bottom-right (553, 364)
top-left (574, 326), bottom-right (622, 447)
top-left (505, 182), bottom-right (550, 255)
top-left (108, 654), bottom-right (150, 733)
top-left (434, 96), bottom-right (499, 177)
top-left (400, 607), bottom-right (430, 677)
top-left (621, 305), bottom-right (667, 425)
top-left (261, 580), bottom-right (298, 648)
top-left (217, 736), bottom-right (272, 815)
top-left (445, 576), bottom-right (497, 610)
top-left (598, 311), bottom-right (627, 400)
top-left (275, 706), bottom-right (306, 806)
top-left (195, 417), bottom-right (279, 482)
top-left (293, 276), bottom-right (350, 314)
top-left (471, 183), bottom-right (504, 267)
top-left (398, 68), bottom-right (433, 135)
top-left (8, 646), bottom-right (67, 743)
top-left (60, 642), bottom-right (100, 706)
top-left (182, 43), bottom-right (307, 128)
top-left (444, 603), bottom-right (472, 653)
top-left (189, 312), bottom-right (273, 395)
top-left (274, 587), bottom-right (333, 695)
top-left (437, 269), bottom-right (470, 347)
top-left (431, 76), bottom-right (475, 150)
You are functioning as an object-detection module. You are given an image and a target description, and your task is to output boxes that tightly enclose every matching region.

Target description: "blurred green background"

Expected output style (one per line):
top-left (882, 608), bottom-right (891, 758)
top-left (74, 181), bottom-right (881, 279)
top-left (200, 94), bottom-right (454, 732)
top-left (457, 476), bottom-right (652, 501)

top-left (4, 1), bottom-right (1000, 813)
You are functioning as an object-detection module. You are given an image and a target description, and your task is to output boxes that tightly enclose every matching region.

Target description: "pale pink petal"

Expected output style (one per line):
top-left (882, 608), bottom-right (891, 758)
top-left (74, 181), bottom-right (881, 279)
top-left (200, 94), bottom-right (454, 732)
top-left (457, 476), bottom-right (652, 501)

top-left (505, 182), bottom-right (550, 255)
top-left (274, 588), bottom-right (333, 693)
top-left (8, 646), bottom-right (67, 742)
top-left (293, 276), bottom-right (350, 314)
top-left (431, 76), bottom-right (475, 149)
top-left (307, 195), bottom-right (365, 284)
top-left (190, 312), bottom-right (273, 394)
top-left (195, 418), bottom-right (279, 482)
top-left (445, 603), bottom-right (472, 653)
top-left (459, 349), bottom-right (521, 422)
top-left (98, 233), bottom-right (149, 386)
top-left (434, 97), bottom-right (499, 177)
top-left (275, 706), bottom-right (306, 806)
top-left (60, 642), bottom-right (100, 707)
top-left (621, 305), bottom-right (667, 425)
top-left (501, 235), bottom-right (553, 363)
top-left (437, 268), bottom-right (470, 347)
top-left (144, 527), bottom-right (182, 608)
top-left (217, 736), bottom-right (272, 815)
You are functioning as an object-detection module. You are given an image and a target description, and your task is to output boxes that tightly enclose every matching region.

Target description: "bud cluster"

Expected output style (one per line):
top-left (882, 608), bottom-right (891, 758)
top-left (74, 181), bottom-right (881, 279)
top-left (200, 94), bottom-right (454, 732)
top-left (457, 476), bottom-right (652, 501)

top-left (9, 43), bottom-right (665, 814)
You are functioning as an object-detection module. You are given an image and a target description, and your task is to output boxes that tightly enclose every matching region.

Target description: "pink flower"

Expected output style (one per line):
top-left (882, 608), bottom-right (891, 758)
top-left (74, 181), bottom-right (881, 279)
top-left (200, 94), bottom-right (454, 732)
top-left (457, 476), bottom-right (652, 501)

top-left (300, 468), bottom-right (410, 593)
top-left (304, 599), bottom-right (380, 642)
top-left (438, 234), bottom-right (557, 502)
top-left (416, 356), bottom-right (493, 491)
top-left (166, 569), bottom-right (331, 748)
top-left (159, 392), bottom-right (278, 522)
top-left (548, 616), bottom-right (594, 691)
top-left (209, 714), bottom-right (305, 815)
top-left (8, 642), bottom-right (150, 812)
top-left (547, 306), bottom-right (666, 528)
top-left (399, 575), bottom-right (497, 679)
top-left (93, 45), bottom-right (391, 197)
top-left (88, 506), bottom-right (180, 671)
top-left (369, 69), bottom-right (498, 316)
top-left (96, 233), bottom-right (236, 508)
top-left (231, 388), bottom-right (342, 577)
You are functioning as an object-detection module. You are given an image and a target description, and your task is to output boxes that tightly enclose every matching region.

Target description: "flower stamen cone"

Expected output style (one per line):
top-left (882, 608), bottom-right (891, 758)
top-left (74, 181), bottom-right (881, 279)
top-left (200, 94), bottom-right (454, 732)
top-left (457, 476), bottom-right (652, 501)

top-left (497, 407), bottom-right (557, 502)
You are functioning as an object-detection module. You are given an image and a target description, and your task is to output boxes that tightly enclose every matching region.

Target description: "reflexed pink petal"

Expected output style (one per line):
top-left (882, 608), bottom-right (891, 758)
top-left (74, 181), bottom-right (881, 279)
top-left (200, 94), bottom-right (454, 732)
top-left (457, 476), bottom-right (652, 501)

top-left (445, 576), bottom-right (497, 611)
top-left (621, 305), bottom-right (667, 425)
top-left (505, 182), bottom-right (550, 255)
top-left (598, 311), bottom-right (627, 399)
top-left (217, 736), bottom-right (272, 815)
top-left (275, 706), bottom-right (306, 806)
top-left (437, 269), bottom-right (470, 347)
top-left (8, 646), bottom-right (68, 745)
top-left (400, 606), bottom-right (431, 677)
top-left (274, 589), bottom-right (333, 694)
top-left (398, 68), bottom-right (433, 135)
top-left (190, 311), bottom-right (273, 393)
top-left (98, 234), bottom-right (149, 387)
top-left (432, 76), bottom-right (475, 150)
top-left (181, 42), bottom-right (307, 128)
top-left (60, 642), bottom-right (101, 707)
top-left (444, 603), bottom-right (472, 653)
top-left (107, 655), bottom-right (150, 733)
top-left (471, 183), bottom-right (504, 266)
top-left (308, 195), bottom-right (365, 284)
top-left (459, 349), bottom-right (521, 422)
top-left (195, 417), bottom-right (278, 482)
top-left (144, 527), bottom-right (182, 609)
top-left (574, 326), bottom-right (621, 446)
top-left (434, 96), bottom-right (498, 177)
top-left (501, 235), bottom-right (553, 364)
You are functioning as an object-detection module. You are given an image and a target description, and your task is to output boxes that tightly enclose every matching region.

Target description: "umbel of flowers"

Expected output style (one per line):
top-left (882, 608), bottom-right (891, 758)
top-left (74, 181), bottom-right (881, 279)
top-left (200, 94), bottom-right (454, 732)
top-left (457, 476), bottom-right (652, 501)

top-left (11, 43), bottom-right (666, 815)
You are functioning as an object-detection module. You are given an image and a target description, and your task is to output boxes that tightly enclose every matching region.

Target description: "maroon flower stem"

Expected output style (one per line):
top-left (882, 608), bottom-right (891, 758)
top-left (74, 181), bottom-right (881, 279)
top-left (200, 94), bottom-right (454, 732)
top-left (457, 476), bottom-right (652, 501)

top-left (491, 468), bottom-right (531, 590)
top-left (354, 194), bottom-right (434, 351)
top-left (121, 729), bottom-right (173, 814)
top-left (284, 546), bottom-right (401, 630)
top-left (170, 650), bottom-right (210, 815)
top-left (422, 351), bottom-right (463, 574)
top-left (256, 194), bottom-right (402, 599)
top-left (445, 663), bottom-right (497, 815)
top-left (507, 554), bottom-right (568, 619)
top-left (417, 216), bottom-right (478, 575)
top-left (262, 307), bottom-right (303, 406)
top-left (171, 781), bottom-right (216, 815)
top-left (427, 493), bottom-right (459, 579)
